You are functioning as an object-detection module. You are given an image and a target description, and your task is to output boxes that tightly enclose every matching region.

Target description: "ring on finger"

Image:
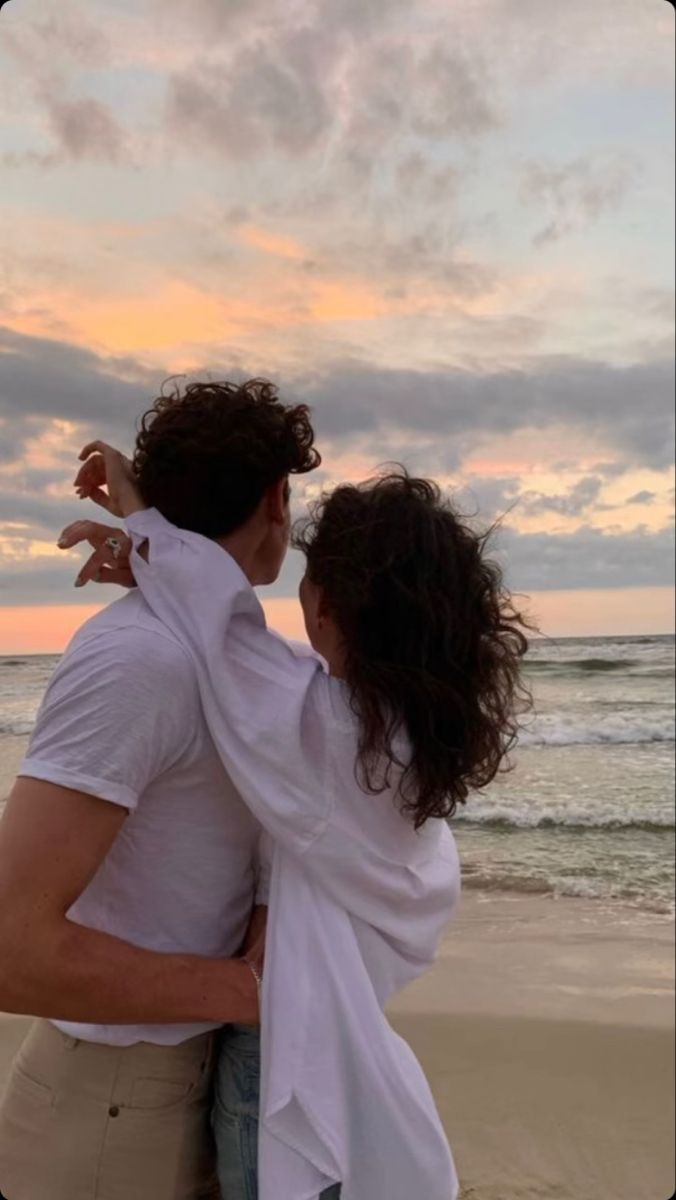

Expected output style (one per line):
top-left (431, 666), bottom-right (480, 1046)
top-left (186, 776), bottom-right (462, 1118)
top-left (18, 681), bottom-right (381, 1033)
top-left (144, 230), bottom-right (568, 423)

top-left (105, 537), bottom-right (124, 561)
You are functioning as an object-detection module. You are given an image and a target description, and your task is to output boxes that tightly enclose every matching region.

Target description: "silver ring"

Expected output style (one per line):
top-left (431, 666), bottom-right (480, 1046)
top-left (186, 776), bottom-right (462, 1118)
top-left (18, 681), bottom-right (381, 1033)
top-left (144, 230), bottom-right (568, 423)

top-left (105, 537), bottom-right (123, 561)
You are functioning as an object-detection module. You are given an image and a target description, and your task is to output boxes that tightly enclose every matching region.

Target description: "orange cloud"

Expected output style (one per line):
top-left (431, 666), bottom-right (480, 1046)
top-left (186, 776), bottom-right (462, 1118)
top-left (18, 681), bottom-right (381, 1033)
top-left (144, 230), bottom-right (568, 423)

top-left (5, 272), bottom-right (410, 360)
top-left (238, 225), bottom-right (306, 260)
top-left (64, 282), bottom-right (265, 354)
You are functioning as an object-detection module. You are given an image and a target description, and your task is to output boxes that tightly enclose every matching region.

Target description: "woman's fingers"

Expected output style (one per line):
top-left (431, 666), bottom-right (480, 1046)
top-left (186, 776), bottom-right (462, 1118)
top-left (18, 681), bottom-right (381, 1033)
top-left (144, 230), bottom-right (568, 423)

top-left (74, 544), bottom-right (122, 587)
top-left (74, 454), bottom-right (106, 491)
top-left (57, 520), bottom-right (134, 589)
top-left (77, 442), bottom-right (142, 519)
top-left (78, 485), bottom-right (117, 514)
top-left (79, 440), bottom-right (113, 462)
top-left (57, 520), bottom-right (128, 550)
top-left (74, 456), bottom-right (112, 510)
top-left (92, 565), bottom-right (136, 589)
top-left (57, 521), bottom-right (94, 550)
top-left (74, 556), bottom-right (135, 589)
top-left (73, 546), bottom-right (106, 587)
top-left (74, 452), bottom-right (124, 516)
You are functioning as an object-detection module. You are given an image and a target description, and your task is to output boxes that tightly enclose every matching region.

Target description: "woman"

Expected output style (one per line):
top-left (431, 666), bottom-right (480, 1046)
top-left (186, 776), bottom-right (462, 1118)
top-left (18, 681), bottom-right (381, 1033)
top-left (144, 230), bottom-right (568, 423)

top-left (64, 444), bottom-right (530, 1200)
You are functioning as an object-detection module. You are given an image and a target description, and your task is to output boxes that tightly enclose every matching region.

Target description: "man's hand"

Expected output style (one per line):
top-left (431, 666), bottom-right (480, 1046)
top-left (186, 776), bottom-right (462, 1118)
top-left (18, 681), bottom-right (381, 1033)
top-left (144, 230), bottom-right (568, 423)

top-left (58, 520), bottom-right (135, 589)
top-left (242, 904), bottom-right (267, 980)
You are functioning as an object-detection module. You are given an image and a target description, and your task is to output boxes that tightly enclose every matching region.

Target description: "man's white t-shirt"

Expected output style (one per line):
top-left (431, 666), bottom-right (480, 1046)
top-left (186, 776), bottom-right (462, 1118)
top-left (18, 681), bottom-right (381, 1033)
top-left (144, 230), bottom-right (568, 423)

top-left (19, 590), bottom-right (264, 1047)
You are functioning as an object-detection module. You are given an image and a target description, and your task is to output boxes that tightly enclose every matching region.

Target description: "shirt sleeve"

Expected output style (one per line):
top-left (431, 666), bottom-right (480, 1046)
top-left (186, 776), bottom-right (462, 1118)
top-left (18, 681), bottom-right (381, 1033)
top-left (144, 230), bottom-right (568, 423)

top-left (19, 624), bottom-right (198, 810)
top-left (126, 508), bottom-right (332, 853)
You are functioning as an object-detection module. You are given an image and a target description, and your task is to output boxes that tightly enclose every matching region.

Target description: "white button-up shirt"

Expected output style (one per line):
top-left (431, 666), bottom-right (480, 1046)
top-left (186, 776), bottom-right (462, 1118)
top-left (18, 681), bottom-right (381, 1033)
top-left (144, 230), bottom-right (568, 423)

top-left (127, 508), bottom-right (461, 1200)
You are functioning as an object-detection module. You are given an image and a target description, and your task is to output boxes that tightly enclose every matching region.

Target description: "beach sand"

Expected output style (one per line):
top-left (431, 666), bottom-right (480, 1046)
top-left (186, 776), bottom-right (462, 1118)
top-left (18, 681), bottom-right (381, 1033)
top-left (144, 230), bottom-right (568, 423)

top-left (0, 736), bottom-right (27, 801)
top-left (390, 894), bottom-right (675, 1200)
top-left (0, 738), bottom-right (673, 1200)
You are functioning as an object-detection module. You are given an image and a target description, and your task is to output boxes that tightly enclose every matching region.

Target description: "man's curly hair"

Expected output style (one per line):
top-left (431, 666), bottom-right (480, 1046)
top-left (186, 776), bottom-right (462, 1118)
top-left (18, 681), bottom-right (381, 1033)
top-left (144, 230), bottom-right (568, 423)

top-left (132, 378), bottom-right (320, 539)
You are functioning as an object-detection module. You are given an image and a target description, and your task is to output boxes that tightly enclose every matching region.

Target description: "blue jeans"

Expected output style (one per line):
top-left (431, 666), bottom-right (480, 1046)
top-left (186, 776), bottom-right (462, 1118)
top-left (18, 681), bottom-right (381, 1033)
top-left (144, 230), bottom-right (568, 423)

top-left (212, 1026), bottom-right (341, 1200)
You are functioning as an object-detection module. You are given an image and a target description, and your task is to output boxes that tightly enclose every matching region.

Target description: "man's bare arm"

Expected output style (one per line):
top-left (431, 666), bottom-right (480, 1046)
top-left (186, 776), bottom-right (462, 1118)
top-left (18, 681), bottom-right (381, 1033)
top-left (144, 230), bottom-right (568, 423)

top-left (0, 778), bottom-right (257, 1025)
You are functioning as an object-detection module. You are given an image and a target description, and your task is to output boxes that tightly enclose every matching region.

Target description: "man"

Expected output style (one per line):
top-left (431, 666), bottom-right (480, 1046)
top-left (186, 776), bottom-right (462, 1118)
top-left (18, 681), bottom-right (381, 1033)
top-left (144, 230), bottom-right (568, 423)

top-left (0, 379), bottom-right (320, 1199)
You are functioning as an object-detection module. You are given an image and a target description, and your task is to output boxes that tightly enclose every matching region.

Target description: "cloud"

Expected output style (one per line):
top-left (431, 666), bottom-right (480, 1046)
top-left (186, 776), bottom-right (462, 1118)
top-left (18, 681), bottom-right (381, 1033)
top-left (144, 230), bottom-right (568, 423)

top-left (0, 6), bottom-right (110, 77)
top-left (3, 97), bottom-right (130, 170)
top-left (625, 490), bottom-right (657, 506)
top-left (167, 29), bottom-right (335, 159)
top-left (0, 8), bottom-right (127, 168)
top-left (1, 323), bottom-right (672, 608)
top-left (411, 47), bottom-right (498, 138)
top-left (1, 328), bottom-right (674, 475)
top-left (0, 560), bottom-right (83, 606)
top-left (0, 322), bottom-right (672, 608)
top-left (490, 0), bottom-right (671, 89)
top-left (167, 13), bottom-right (498, 170)
top-left (591, 461), bottom-right (632, 480)
top-left (451, 475), bottom-right (522, 522)
top-left (495, 524), bottom-right (675, 591)
top-left (0, 487), bottom-right (83, 541)
top-left (518, 476), bottom-right (604, 518)
top-left (298, 356), bottom-right (675, 468)
top-left (46, 97), bottom-right (128, 163)
top-left (521, 155), bottom-right (637, 246)
top-left (3, 517), bottom-right (672, 608)
top-left (0, 326), bottom-right (157, 457)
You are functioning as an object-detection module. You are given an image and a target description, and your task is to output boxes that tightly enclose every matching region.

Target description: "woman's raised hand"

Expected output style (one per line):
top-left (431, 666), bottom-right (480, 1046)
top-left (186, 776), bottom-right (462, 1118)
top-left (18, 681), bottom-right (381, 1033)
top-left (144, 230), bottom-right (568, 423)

top-left (60, 442), bottom-right (145, 587)
top-left (57, 520), bottom-right (135, 589)
top-left (74, 441), bottom-right (143, 519)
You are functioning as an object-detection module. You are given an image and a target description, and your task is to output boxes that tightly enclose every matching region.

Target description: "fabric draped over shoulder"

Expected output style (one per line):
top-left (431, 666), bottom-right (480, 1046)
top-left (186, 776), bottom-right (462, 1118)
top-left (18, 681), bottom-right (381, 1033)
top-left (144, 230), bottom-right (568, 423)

top-left (127, 508), bottom-right (460, 1200)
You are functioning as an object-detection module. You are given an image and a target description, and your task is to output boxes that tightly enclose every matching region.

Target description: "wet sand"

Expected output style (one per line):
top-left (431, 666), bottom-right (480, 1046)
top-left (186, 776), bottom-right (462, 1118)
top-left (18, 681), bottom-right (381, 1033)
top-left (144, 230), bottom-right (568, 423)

top-left (389, 893), bottom-right (675, 1200)
top-left (0, 735), bottom-right (27, 802)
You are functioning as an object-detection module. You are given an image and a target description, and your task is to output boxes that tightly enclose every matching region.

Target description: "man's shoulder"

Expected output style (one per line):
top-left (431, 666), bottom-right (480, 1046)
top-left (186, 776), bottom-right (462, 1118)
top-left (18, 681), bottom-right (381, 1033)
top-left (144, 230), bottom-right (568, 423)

top-left (66, 593), bottom-right (196, 678)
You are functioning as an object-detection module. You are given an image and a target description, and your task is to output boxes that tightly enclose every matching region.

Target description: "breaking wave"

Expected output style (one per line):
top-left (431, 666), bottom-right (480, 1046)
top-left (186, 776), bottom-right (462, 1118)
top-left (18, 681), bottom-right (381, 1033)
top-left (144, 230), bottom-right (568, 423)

top-left (519, 712), bottom-right (674, 747)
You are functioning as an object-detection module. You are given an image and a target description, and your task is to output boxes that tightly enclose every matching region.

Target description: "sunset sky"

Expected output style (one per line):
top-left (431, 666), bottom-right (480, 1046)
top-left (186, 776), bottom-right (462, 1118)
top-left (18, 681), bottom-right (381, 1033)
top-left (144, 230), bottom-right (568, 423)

top-left (0, 0), bottom-right (674, 653)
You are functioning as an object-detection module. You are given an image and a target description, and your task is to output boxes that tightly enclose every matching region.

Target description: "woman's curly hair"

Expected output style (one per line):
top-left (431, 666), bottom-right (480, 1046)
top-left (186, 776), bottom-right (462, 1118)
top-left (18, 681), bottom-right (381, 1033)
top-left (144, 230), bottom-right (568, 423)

top-left (133, 378), bottom-right (320, 539)
top-left (293, 468), bottom-right (533, 829)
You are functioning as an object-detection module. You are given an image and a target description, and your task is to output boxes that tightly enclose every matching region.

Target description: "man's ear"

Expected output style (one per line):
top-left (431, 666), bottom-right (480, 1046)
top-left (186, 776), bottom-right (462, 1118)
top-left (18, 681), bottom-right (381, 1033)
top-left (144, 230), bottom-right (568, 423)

top-left (315, 586), bottom-right (332, 621)
top-left (266, 477), bottom-right (289, 526)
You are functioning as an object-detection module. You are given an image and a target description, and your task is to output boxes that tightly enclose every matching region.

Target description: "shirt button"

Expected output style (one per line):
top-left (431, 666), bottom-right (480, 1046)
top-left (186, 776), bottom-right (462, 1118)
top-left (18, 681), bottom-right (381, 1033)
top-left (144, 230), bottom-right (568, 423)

top-left (109, 1106), bottom-right (120, 1118)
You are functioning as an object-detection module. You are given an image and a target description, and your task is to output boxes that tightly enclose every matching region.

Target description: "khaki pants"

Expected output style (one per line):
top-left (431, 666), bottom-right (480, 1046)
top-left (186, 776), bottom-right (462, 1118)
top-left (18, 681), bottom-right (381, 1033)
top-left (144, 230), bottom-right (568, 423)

top-left (0, 1020), bottom-right (221, 1200)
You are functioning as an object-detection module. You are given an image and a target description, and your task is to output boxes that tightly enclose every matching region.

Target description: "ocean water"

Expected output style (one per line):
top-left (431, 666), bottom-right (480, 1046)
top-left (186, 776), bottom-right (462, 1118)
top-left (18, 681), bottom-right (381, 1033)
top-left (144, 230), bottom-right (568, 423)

top-left (455, 634), bottom-right (675, 916)
top-left (0, 655), bottom-right (59, 738)
top-left (0, 635), bottom-right (674, 915)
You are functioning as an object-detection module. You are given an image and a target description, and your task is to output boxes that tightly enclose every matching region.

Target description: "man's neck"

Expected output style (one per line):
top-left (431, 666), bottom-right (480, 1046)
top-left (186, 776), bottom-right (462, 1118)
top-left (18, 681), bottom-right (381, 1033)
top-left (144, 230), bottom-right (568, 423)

top-left (216, 526), bottom-right (262, 586)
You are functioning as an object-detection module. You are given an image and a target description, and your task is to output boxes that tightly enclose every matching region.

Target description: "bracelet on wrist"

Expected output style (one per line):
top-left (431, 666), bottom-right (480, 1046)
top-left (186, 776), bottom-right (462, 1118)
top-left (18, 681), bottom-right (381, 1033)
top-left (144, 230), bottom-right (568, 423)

top-left (243, 955), bottom-right (263, 999)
